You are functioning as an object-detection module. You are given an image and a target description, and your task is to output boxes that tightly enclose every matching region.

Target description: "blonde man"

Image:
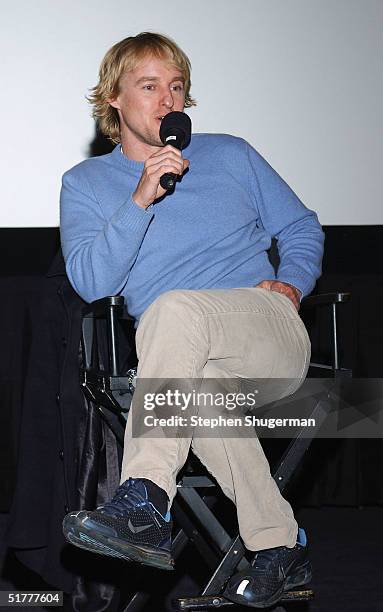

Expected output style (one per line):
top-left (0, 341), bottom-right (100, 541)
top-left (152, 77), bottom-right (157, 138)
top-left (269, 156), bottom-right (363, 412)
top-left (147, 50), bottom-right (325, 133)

top-left (61, 32), bottom-right (323, 608)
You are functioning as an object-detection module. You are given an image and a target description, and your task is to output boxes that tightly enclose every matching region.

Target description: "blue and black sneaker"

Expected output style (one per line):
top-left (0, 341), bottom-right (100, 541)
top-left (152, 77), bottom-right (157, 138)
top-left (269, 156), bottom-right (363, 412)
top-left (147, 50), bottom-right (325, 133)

top-left (224, 528), bottom-right (312, 608)
top-left (62, 478), bottom-right (174, 570)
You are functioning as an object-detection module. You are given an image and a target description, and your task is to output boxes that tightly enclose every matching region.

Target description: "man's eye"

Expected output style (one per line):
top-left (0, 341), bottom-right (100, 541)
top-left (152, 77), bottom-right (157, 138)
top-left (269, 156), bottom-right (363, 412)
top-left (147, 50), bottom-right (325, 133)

top-left (172, 84), bottom-right (184, 92)
top-left (143, 85), bottom-right (155, 91)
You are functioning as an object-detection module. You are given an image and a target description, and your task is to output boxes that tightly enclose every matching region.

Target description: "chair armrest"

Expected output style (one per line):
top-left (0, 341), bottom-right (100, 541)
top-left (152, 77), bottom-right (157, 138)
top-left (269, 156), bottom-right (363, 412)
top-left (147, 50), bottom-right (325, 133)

top-left (83, 295), bottom-right (134, 321)
top-left (82, 296), bottom-right (134, 376)
top-left (301, 292), bottom-right (351, 308)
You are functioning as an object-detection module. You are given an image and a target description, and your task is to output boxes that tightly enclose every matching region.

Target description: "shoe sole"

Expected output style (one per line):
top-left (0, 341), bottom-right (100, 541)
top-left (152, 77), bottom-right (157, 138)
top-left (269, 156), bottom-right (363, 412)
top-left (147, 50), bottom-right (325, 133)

top-left (63, 514), bottom-right (174, 571)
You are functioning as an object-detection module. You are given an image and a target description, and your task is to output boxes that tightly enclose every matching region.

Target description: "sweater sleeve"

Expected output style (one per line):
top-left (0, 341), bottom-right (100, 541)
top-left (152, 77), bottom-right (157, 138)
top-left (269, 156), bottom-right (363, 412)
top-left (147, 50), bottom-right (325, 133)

top-left (245, 142), bottom-right (324, 297)
top-left (60, 168), bottom-right (154, 303)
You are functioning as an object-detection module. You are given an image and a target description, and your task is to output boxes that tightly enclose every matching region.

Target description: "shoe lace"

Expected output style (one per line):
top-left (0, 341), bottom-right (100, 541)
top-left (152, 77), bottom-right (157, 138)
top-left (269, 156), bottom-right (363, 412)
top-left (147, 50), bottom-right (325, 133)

top-left (97, 479), bottom-right (147, 516)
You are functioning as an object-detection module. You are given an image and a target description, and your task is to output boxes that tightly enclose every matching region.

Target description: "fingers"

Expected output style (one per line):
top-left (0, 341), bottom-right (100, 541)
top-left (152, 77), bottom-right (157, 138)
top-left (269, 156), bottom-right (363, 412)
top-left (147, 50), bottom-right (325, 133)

top-left (271, 281), bottom-right (301, 310)
top-left (132, 145), bottom-right (189, 209)
top-left (144, 146), bottom-right (189, 186)
top-left (256, 280), bottom-right (274, 291)
top-left (255, 280), bottom-right (301, 311)
top-left (146, 158), bottom-right (184, 178)
top-left (145, 145), bottom-right (185, 175)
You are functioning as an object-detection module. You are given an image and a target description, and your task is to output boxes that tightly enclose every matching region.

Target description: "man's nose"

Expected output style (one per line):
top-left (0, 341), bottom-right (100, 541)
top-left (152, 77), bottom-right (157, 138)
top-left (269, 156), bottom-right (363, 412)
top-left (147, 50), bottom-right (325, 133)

top-left (161, 89), bottom-right (174, 108)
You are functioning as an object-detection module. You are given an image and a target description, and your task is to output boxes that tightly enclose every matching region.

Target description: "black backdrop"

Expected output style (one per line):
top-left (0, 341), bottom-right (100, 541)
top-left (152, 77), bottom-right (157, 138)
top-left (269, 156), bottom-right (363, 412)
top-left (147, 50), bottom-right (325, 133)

top-left (1, 225), bottom-right (382, 511)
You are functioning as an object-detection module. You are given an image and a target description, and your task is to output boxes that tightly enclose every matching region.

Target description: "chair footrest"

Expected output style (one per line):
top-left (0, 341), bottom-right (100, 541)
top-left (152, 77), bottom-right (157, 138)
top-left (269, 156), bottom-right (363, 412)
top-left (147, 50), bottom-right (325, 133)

top-left (281, 588), bottom-right (314, 601)
top-left (172, 595), bottom-right (234, 610)
top-left (172, 589), bottom-right (314, 610)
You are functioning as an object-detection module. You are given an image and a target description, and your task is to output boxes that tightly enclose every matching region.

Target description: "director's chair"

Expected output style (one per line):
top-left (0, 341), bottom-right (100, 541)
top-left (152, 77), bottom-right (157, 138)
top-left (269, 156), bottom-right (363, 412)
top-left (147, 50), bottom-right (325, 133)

top-left (80, 291), bottom-right (350, 611)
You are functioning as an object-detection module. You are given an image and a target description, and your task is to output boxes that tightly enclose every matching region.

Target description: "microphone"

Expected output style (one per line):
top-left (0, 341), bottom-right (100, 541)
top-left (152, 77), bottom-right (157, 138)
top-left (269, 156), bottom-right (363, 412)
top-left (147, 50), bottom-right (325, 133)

top-left (159, 111), bottom-right (192, 190)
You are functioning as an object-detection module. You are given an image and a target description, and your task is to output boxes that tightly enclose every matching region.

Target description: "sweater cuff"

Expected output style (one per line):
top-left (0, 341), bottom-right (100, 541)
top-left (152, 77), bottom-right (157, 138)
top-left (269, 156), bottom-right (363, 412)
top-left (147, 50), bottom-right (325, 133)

top-left (276, 271), bottom-right (315, 299)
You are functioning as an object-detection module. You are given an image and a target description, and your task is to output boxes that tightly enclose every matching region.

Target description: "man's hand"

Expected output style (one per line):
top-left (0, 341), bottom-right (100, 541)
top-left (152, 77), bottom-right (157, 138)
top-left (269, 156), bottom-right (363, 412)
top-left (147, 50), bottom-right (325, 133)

top-left (132, 145), bottom-right (190, 209)
top-left (256, 280), bottom-right (302, 311)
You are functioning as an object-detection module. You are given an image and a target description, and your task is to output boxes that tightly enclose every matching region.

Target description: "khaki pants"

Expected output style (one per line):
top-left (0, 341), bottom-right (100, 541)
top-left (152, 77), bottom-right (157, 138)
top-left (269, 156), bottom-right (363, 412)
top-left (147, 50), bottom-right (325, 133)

top-left (121, 287), bottom-right (310, 551)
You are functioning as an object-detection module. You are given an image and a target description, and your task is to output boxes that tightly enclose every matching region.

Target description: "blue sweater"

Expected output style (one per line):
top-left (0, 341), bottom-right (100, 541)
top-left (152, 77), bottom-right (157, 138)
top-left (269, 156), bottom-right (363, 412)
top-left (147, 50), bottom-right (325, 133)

top-left (60, 134), bottom-right (324, 321)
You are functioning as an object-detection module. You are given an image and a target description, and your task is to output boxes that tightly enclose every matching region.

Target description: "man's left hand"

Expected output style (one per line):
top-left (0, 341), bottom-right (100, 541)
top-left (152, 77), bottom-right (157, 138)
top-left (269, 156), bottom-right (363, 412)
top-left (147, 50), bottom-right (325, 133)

top-left (256, 280), bottom-right (302, 311)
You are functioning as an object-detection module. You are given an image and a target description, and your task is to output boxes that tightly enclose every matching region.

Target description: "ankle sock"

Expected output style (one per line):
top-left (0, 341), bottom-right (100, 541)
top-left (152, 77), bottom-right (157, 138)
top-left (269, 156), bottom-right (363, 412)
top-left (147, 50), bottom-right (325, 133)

top-left (140, 478), bottom-right (169, 516)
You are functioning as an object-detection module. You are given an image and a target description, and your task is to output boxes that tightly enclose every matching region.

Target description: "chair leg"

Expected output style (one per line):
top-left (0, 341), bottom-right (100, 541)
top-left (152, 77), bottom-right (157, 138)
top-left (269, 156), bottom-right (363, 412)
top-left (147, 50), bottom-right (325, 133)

top-left (171, 391), bottom-right (328, 612)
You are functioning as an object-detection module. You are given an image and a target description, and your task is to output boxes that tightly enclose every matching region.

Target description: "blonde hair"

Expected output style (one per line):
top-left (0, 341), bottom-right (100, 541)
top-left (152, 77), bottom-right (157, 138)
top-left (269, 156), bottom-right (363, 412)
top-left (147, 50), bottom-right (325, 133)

top-left (87, 32), bottom-right (196, 144)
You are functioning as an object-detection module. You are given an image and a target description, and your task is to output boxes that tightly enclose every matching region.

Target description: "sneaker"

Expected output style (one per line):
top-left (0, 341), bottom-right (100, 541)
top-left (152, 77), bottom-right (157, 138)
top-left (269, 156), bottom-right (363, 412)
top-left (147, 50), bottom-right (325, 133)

top-left (224, 528), bottom-right (312, 608)
top-left (62, 478), bottom-right (174, 570)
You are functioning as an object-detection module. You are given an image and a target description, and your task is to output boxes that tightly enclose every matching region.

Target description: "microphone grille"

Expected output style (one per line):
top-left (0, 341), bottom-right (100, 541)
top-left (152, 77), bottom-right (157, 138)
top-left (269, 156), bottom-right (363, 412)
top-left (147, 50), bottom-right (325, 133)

top-left (160, 112), bottom-right (192, 148)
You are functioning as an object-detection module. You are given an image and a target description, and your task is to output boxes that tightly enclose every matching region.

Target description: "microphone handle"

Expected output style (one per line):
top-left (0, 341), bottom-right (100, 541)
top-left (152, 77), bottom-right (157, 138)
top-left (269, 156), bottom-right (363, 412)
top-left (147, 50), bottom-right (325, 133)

top-left (160, 172), bottom-right (177, 190)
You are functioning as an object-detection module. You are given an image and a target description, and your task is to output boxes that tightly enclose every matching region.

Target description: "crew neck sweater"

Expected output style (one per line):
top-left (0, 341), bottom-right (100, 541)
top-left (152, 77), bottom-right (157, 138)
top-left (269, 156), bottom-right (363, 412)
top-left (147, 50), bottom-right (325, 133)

top-left (60, 134), bottom-right (324, 321)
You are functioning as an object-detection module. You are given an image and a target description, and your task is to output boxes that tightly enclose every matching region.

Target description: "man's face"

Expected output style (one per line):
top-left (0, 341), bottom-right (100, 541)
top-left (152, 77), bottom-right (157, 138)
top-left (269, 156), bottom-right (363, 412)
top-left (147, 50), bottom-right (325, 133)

top-left (109, 54), bottom-right (186, 157)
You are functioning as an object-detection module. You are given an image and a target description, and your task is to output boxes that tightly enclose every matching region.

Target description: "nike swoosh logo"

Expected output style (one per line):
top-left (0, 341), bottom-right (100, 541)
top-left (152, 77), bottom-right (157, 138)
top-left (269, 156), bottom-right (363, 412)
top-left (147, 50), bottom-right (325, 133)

top-left (128, 519), bottom-right (153, 534)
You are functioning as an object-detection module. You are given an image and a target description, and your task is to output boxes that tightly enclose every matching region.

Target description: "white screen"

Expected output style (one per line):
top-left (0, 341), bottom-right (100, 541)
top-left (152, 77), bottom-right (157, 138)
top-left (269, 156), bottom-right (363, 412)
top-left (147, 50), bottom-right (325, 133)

top-left (1, 0), bottom-right (382, 226)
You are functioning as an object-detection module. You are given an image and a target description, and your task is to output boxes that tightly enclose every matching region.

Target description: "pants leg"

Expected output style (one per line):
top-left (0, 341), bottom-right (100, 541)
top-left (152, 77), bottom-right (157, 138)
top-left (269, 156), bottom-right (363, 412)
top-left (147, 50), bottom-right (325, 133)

top-left (120, 287), bottom-right (310, 550)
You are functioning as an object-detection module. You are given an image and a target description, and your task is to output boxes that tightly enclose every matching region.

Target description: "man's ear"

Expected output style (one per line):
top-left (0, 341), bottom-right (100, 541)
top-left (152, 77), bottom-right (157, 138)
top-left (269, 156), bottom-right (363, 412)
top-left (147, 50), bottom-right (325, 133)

top-left (108, 95), bottom-right (120, 110)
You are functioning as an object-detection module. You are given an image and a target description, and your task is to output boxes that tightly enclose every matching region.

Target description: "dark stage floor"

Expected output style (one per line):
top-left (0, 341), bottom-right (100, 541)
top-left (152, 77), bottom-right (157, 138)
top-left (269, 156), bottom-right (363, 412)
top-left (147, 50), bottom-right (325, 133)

top-left (1, 507), bottom-right (382, 611)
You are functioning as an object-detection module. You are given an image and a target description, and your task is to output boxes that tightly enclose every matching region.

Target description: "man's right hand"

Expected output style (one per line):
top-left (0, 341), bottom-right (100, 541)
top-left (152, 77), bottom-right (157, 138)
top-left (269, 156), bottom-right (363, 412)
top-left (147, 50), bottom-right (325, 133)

top-left (132, 145), bottom-right (190, 209)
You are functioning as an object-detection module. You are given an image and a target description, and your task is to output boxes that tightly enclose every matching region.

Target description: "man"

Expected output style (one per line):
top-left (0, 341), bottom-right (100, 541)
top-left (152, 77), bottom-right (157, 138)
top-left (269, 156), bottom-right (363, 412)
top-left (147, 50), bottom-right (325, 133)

top-left (60, 32), bottom-right (323, 608)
